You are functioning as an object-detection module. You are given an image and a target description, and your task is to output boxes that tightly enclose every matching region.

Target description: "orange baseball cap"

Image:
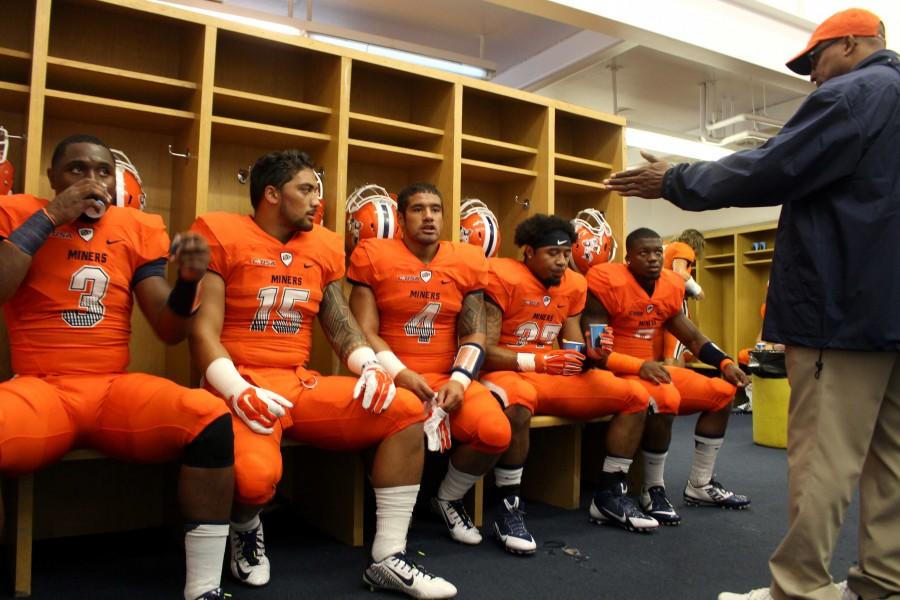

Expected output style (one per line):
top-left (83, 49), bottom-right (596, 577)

top-left (786, 8), bottom-right (882, 75)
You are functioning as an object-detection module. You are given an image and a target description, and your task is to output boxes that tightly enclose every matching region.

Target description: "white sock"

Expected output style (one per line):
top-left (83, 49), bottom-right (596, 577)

top-left (372, 484), bottom-right (419, 562)
top-left (602, 455), bottom-right (633, 474)
top-left (230, 513), bottom-right (260, 533)
top-left (437, 460), bottom-right (481, 502)
top-left (690, 435), bottom-right (724, 487)
top-left (493, 465), bottom-right (523, 488)
top-left (642, 450), bottom-right (668, 489)
top-left (184, 523), bottom-right (228, 600)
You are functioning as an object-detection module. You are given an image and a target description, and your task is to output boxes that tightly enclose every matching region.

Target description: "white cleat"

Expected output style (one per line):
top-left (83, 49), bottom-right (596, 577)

top-left (364, 552), bottom-right (457, 599)
top-left (684, 478), bottom-right (751, 510)
top-left (835, 581), bottom-right (860, 600)
top-left (229, 521), bottom-right (271, 586)
top-left (718, 588), bottom-right (773, 600)
top-left (431, 497), bottom-right (482, 545)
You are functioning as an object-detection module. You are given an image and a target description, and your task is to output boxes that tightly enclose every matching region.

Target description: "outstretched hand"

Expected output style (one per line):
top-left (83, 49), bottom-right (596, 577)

top-left (603, 151), bottom-right (670, 198)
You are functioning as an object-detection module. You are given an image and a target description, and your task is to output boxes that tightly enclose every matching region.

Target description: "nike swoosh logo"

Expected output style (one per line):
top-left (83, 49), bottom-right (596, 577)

top-left (233, 559), bottom-right (252, 580)
top-left (304, 263), bottom-right (314, 268)
top-left (557, 304), bottom-right (566, 308)
top-left (603, 507), bottom-right (627, 523)
top-left (557, 239), bottom-right (568, 245)
top-left (386, 565), bottom-right (415, 587)
top-left (106, 239), bottom-right (124, 245)
top-left (441, 279), bottom-right (451, 284)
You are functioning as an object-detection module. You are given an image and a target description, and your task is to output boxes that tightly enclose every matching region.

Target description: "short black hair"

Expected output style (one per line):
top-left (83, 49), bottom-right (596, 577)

top-left (397, 183), bottom-right (442, 214)
top-left (51, 134), bottom-right (111, 168)
top-left (514, 214), bottom-right (575, 248)
top-left (249, 150), bottom-right (317, 209)
top-left (626, 227), bottom-right (662, 251)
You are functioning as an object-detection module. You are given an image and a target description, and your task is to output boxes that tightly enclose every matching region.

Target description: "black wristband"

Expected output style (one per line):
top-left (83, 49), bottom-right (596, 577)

top-left (698, 341), bottom-right (730, 371)
top-left (167, 277), bottom-right (201, 317)
top-left (6, 209), bottom-right (55, 256)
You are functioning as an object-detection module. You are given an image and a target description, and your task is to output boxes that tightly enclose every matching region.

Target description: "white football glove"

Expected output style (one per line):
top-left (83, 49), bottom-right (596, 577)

top-left (230, 385), bottom-right (293, 435)
top-left (424, 404), bottom-right (452, 453)
top-left (353, 362), bottom-right (396, 414)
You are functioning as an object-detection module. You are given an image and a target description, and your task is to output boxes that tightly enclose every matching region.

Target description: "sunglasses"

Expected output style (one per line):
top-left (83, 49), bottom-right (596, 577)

top-left (808, 38), bottom-right (842, 69)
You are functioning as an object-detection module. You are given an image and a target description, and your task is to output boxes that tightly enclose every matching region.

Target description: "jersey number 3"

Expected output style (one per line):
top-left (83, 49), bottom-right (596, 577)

top-left (63, 265), bottom-right (110, 328)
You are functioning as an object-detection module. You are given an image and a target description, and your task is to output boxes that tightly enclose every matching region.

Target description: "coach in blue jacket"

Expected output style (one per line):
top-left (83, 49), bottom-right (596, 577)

top-left (605, 9), bottom-right (899, 600)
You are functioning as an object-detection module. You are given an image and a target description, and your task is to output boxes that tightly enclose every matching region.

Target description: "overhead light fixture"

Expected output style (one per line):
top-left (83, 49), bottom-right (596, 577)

top-left (148, 0), bottom-right (303, 36)
top-left (626, 127), bottom-right (734, 162)
top-left (309, 33), bottom-right (491, 80)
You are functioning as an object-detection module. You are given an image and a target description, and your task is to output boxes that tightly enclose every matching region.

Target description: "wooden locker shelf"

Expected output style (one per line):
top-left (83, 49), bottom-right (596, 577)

top-left (213, 87), bottom-right (331, 132)
top-left (44, 90), bottom-right (195, 133)
top-left (556, 109), bottom-right (623, 165)
top-left (348, 139), bottom-right (443, 167)
top-left (211, 117), bottom-right (331, 148)
top-left (704, 262), bottom-right (736, 270)
top-left (461, 134), bottom-right (537, 164)
top-left (461, 158), bottom-right (538, 183)
top-left (743, 248), bottom-right (775, 256)
top-left (0, 82), bottom-right (29, 111)
top-left (0, 48), bottom-right (31, 87)
top-left (46, 56), bottom-right (197, 109)
top-left (744, 259), bottom-right (773, 266)
top-left (554, 174), bottom-right (607, 194)
top-left (704, 252), bottom-right (736, 260)
top-left (349, 112), bottom-right (444, 146)
top-left (555, 153), bottom-right (614, 178)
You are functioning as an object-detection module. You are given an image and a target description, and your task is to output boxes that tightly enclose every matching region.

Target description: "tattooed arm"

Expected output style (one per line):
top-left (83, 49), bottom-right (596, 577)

top-left (319, 280), bottom-right (371, 363)
top-left (457, 290), bottom-right (486, 347)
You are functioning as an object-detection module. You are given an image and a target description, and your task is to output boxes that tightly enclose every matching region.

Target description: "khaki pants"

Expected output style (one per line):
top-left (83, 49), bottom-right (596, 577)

top-left (769, 347), bottom-right (900, 600)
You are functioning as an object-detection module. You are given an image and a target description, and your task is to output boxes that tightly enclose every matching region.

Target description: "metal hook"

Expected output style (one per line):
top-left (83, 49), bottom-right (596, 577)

top-left (167, 144), bottom-right (191, 161)
top-left (0, 126), bottom-right (26, 141)
top-left (513, 194), bottom-right (530, 209)
top-left (237, 165), bottom-right (251, 184)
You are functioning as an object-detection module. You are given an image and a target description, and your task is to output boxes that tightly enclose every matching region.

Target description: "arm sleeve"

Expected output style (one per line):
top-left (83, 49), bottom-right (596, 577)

top-left (132, 257), bottom-right (166, 287)
top-left (663, 87), bottom-right (864, 210)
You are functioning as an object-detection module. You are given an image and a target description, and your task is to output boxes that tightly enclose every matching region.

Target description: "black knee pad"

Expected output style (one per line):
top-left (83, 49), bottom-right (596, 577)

top-left (183, 414), bottom-right (234, 469)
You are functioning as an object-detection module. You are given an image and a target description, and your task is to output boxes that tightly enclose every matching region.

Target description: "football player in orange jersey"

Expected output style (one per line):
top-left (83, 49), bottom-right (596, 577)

top-left (348, 183), bottom-right (511, 548)
top-left (0, 134), bottom-right (234, 600)
top-left (583, 227), bottom-right (750, 525)
top-left (479, 214), bottom-right (656, 552)
top-left (663, 229), bottom-right (705, 364)
top-left (189, 151), bottom-right (456, 599)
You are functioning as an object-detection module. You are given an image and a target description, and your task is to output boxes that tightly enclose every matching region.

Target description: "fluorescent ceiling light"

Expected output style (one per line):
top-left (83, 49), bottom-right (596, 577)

top-left (627, 127), bottom-right (734, 162)
top-left (309, 33), bottom-right (491, 79)
top-left (148, 0), bottom-right (302, 36)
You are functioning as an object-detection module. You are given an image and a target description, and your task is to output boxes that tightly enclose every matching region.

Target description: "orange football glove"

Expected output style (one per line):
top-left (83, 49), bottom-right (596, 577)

top-left (424, 403), bottom-right (452, 453)
top-left (231, 386), bottom-right (293, 435)
top-left (535, 349), bottom-right (585, 376)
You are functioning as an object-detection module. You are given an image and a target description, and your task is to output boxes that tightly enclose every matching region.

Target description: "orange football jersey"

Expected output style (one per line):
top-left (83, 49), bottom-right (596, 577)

top-left (192, 213), bottom-right (344, 369)
top-left (485, 258), bottom-right (587, 351)
top-left (0, 194), bottom-right (168, 375)
top-left (348, 238), bottom-right (489, 374)
top-left (664, 241), bottom-right (696, 272)
top-left (586, 262), bottom-right (685, 361)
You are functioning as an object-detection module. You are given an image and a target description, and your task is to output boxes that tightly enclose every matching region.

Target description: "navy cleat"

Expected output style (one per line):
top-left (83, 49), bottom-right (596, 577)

top-left (492, 496), bottom-right (537, 555)
top-left (640, 485), bottom-right (682, 526)
top-left (590, 476), bottom-right (658, 532)
top-left (684, 479), bottom-right (751, 510)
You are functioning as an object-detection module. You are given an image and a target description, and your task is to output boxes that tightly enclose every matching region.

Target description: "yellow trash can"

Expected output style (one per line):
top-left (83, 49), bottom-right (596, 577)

top-left (751, 375), bottom-right (790, 448)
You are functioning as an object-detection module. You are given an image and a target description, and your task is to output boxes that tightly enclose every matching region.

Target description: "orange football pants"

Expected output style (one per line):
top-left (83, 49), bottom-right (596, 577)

top-left (623, 366), bottom-right (735, 415)
top-left (422, 373), bottom-right (511, 455)
top-left (225, 366), bottom-right (425, 506)
top-left (0, 372), bottom-right (229, 476)
top-left (480, 369), bottom-right (650, 418)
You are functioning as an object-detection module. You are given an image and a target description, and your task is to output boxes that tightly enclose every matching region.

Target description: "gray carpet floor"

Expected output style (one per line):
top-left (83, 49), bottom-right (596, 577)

top-left (12, 414), bottom-right (862, 599)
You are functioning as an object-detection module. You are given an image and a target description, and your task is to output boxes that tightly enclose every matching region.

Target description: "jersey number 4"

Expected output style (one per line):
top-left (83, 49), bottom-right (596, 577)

top-left (404, 302), bottom-right (440, 344)
top-left (251, 286), bottom-right (310, 334)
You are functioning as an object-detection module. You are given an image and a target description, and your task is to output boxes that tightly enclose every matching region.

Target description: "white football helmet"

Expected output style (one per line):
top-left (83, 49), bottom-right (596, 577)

top-left (110, 149), bottom-right (147, 211)
top-left (346, 184), bottom-right (400, 249)
top-left (570, 208), bottom-right (617, 274)
top-left (459, 198), bottom-right (500, 258)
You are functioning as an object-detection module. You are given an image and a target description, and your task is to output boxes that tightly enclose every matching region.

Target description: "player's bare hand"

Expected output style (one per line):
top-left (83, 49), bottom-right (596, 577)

top-left (170, 232), bottom-right (210, 282)
top-left (639, 360), bottom-right (672, 384)
top-left (723, 363), bottom-right (750, 388)
top-left (603, 151), bottom-right (670, 198)
top-left (435, 380), bottom-right (465, 412)
top-left (695, 289), bottom-right (706, 301)
top-left (394, 368), bottom-right (435, 403)
top-left (46, 179), bottom-right (112, 225)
